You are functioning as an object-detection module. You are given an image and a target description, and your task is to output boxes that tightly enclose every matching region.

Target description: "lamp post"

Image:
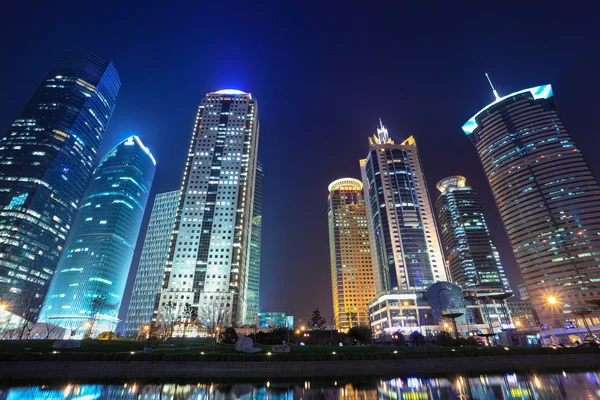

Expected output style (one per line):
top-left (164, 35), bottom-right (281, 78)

top-left (547, 296), bottom-right (569, 345)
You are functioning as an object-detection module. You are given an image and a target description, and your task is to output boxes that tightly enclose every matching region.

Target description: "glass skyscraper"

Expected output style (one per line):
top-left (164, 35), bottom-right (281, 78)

top-left (434, 175), bottom-right (510, 292)
top-left (360, 121), bottom-right (447, 292)
top-left (39, 136), bottom-right (155, 335)
top-left (0, 50), bottom-right (120, 321)
top-left (328, 178), bottom-right (376, 330)
top-left (245, 161), bottom-right (263, 325)
top-left (463, 84), bottom-right (600, 327)
top-left (124, 190), bottom-right (180, 337)
top-left (157, 89), bottom-right (259, 326)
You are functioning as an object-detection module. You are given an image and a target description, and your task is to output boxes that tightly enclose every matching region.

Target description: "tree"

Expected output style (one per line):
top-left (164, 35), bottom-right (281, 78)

top-left (437, 330), bottom-right (457, 347)
top-left (200, 302), bottom-right (230, 337)
top-left (309, 308), bottom-right (326, 330)
top-left (347, 312), bottom-right (357, 328)
top-left (220, 327), bottom-right (238, 344)
top-left (409, 330), bottom-right (424, 346)
top-left (179, 303), bottom-right (198, 343)
top-left (157, 301), bottom-right (178, 339)
top-left (392, 331), bottom-right (405, 346)
top-left (348, 325), bottom-right (372, 345)
top-left (97, 331), bottom-right (118, 340)
top-left (86, 295), bottom-right (107, 338)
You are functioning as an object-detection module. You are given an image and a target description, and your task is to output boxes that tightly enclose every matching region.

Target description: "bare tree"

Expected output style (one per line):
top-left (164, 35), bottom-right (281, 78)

top-left (85, 295), bottom-right (107, 338)
top-left (42, 317), bottom-right (61, 339)
top-left (200, 302), bottom-right (230, 338)
top-left (179, 303), bottom-right (198, 343)
top-left (157, 301), bottom-right (178, 339)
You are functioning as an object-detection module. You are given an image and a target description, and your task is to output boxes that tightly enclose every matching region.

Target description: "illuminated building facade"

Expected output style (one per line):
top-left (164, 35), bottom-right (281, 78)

top-left (328, 177), bottom-right (376, 330)
top-left (463, 84), bottom-right (600, 327)
top-left (257, 311), bottom-right (293, 329)
top-left (0, 50), bottom-right (120, 321)
top-left (360, 121), bottom-right (447, 293)
top-left (369, 282), bottom-right (508, 337)
top-left (435, 175), bottom-right (510, 292)
top-left (245, 161), bottom-right (263, 325)
top-left (39, 136), bottom-right (155, 335)
top-left (124, 190), bottom-right (180, 337)
top-left (157, 89), bottom-right (259, 326)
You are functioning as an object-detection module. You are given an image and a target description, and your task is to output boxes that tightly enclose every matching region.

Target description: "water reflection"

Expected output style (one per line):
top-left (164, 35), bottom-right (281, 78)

top-left (1, 371), bottom-right (599, 399)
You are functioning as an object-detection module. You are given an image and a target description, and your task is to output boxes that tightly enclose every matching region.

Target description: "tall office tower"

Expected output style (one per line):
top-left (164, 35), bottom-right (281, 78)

top-left (39, 136), bottom-right (155, 335)
top-left (463, 83), bottom-right (600, 326)
top-left (0, 50), bottom-right (120, 321)
top-left (123, 190), bottom-right (180, 337)
top-left (245, 161), bottom-right (263, 325)
top-left (158, 89), bottom-right (259, 326)
top-left (435, 175), bottom-right (511, 292)
top-left (360, 121), bottom-right (447, 293)
top-left (327, 178), bottom-right (376, 330)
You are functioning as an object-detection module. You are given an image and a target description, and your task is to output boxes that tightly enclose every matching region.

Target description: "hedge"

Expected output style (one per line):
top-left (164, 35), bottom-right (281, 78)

top-left (0, 346), bottom-right (597, 362)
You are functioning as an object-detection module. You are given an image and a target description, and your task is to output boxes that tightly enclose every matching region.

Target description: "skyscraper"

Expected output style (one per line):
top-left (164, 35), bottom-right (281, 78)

top-left (39, 136), bottom-right (155, 335)
top-left (463, 83), bottom-right (600, 326)
top-left (360, 121), bottom-right (447, 292)
top-left (0, 50), bottom-right (120, 321)
top-left (327, 178), bottom-right (376, 330)
top-left (245, 161), bottom-right (263, 325)
top-left (434, 175), bottom-right (510, 292)
top-left (157, 89), bottom-right (259, 327)
top-left (124, 190), bottom-right (180, 337)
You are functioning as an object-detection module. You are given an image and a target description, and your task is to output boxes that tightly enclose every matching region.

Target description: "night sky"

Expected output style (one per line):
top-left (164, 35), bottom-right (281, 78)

top-left (1, 2), bottom-right (599, 326)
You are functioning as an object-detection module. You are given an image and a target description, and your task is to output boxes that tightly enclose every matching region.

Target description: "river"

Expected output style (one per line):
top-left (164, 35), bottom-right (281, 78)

top-left (1, 371), bottom-right (598, 399)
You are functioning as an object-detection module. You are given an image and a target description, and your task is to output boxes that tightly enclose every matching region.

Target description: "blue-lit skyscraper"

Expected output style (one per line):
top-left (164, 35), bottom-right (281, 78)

top-left (434, 175), bottom-right (511, 292)
top-left (463, 84), bottom-right (600, 327)
top-left (245, 161), bottom-right (263, 325)
top-left (39, 136), bottom-right (155, 335)
top-left (124, 190), bottom-right (180, 337)
top-left (0, 50), bottom-right (120, 321)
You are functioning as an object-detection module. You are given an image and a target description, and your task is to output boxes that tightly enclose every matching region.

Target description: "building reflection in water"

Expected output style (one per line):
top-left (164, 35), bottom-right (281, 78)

top-left (1, 371), bottom-right (598, 399)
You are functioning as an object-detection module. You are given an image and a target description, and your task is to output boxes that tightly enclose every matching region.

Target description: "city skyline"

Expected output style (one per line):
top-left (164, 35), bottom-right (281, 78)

top-left (1, 3), bottom-right (599, 323)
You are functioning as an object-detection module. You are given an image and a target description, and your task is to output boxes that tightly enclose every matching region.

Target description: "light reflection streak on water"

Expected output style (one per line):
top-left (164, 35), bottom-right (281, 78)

top-left (1, 371), bottom-right (599, 399)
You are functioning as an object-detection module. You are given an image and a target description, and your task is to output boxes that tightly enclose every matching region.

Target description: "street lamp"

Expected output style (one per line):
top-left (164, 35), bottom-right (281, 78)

top-left (546, 296), bottom-right (568, 345)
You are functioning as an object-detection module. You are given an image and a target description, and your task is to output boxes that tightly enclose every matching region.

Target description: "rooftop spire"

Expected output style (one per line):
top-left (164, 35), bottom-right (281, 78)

top-left (376, 118), bottom-right (390, 144)
top-left (485, 73), bottom-right (500, 100)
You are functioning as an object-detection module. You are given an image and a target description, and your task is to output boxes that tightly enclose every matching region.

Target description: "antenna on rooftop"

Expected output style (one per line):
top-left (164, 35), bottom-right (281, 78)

top-left (485, 73), bottom-right (500, 100)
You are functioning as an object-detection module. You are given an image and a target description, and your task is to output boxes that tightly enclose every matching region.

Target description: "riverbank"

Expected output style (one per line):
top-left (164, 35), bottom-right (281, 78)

top-left (1, 353), bottom-right (598, 381)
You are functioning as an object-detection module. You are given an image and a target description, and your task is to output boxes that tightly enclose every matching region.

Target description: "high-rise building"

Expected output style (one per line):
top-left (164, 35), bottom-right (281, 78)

top-left (123, 190), bottom-right (180, 337)
top-left (157, 89), bottom-right (259, 327)
top-left (360, 121), bottom-right (447, 293)
top-left (0, 50), bottom-right (120, 321)
top-left (518, 283), bottom-right (529, 300)
top-left (327, 178), bottom-right (376, 330)
top-left (39, 136), bottom-right (155, 335)
top-left (434, 175), bottom-right (510, 292)
top-left (463, 83), bottom-right (600, 326)
top-left (245, 161), bottom-right (263, 325)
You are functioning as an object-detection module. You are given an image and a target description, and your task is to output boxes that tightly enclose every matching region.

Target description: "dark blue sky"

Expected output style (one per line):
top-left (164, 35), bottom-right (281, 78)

top-left (1, 2), bottom-right (599, 324)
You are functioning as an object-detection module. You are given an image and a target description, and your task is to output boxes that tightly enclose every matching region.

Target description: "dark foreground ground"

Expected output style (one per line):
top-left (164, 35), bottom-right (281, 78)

top-left (0, 340), bottom-right (598, 380)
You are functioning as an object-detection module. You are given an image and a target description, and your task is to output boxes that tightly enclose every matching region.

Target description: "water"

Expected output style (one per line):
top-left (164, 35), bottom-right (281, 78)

top-left (1, 372), bottom-right (599, 399)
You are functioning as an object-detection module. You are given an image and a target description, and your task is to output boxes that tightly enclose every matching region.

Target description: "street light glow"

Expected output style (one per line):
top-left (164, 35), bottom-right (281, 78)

top-left (547, 296), bottom-right (557, 305)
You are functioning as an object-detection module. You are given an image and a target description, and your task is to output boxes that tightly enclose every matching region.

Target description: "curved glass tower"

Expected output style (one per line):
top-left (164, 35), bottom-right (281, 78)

top-left (0, 50), bottom-right (120, 322)
top-left (435, 175), bottom-right (510, 292)
top-left (463, 84), bottom-right (600, 328)
top-left (39, 136), bottom-right (155, 335)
